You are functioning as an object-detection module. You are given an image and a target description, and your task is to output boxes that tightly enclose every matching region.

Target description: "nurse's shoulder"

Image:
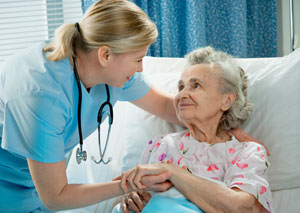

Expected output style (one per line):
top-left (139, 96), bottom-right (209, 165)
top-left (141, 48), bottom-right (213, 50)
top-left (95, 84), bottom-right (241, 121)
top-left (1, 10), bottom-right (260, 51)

top-left (0, 41), bottom-right (73, 102)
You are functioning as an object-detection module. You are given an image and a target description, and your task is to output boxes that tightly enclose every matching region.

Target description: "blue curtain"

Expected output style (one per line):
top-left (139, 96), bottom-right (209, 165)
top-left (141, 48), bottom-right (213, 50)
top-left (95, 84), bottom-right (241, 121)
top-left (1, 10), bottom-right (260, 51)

top-left (81, 0), bottom-right (277, 58)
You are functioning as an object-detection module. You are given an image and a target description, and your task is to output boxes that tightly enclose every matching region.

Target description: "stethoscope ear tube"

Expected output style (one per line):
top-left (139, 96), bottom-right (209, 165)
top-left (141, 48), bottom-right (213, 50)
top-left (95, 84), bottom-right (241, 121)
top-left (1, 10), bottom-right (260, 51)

top-left (73, 57), bottom-right (86, 164)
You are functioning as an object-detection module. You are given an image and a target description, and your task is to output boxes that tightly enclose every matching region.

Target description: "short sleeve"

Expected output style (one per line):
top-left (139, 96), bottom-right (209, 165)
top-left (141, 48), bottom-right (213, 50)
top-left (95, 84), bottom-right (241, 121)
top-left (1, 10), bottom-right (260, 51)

top-left (138, 136), bottom-right (160, 165)
top-left (1, 91), bottom-right (70, 163)
top-left (118, 72), bottom-right (151, 101)
top-left (224, 143), bottom-right (274, 212)
top-left (138, 135), bottom-right (169, 165)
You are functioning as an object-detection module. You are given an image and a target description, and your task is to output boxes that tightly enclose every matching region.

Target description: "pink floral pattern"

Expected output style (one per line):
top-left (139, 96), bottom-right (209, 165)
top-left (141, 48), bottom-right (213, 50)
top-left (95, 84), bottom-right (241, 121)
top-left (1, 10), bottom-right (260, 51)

top-left (207, 164), bottom-right (219, 171)
top-left (237, 174), bottom-right (244, 178)
top-left (138, 130), bottom-right (274, 212)
top-left (211, 177), bottom-right (219, 180)
top-left (158, 153), bottom-right (167, 162)
top-left (229, 148), bottom-right (236, 154)
top-left (233, 182), bottom-right (243, 185)
top-left (179, 141), bottom-right (184, 150)
top-left (177, 157), bottom-right (183, 165)
top-left (236, 163), bottom-right (248, 170)
top-left (232, 156), bottom-right (239, 165)
top-left (260, 186), bottom-right (267, 194)
top-left (154, 142), bottom-right (160, 147)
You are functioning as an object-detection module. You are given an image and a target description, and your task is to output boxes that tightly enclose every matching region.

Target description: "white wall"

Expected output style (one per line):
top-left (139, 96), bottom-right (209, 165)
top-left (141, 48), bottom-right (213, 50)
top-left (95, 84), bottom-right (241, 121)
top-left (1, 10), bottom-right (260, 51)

top-left (277, 0), bottom-right (300, 56)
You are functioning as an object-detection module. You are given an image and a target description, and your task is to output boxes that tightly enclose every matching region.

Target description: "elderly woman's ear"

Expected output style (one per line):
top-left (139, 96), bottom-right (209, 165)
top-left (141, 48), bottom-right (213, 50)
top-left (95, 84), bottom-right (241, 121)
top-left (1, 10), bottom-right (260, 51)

top-left (221, 93), bottom-right (236, 111)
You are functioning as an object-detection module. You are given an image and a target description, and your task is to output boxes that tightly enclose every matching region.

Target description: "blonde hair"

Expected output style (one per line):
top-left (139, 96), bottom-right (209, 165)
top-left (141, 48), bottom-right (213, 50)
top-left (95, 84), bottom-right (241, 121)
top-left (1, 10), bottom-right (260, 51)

top-left (185, 46), bottom-right (252, 131)
top-left (43, 0), bottom-right (158, 61)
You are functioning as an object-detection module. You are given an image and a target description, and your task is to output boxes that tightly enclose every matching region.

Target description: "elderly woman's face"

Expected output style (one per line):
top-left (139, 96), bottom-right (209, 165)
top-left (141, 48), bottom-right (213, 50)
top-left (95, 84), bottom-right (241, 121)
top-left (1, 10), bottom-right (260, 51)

top-left (174, 64), bottom-right (229, 124)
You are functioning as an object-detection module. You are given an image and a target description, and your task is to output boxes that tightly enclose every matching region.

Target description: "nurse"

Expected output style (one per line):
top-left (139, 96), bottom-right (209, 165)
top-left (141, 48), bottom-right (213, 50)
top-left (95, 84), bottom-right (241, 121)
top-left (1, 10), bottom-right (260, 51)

top-left (0, 0), bottom-right (169, 211)
top-left (0, 0), bottom-right (266, 212)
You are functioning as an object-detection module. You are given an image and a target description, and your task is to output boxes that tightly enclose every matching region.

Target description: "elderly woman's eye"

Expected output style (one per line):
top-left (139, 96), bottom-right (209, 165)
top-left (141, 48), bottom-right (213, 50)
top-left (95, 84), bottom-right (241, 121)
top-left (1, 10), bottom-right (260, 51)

top-left (178, 85), bottom-right (184, 91)
top-left (194, 83), bottom-right (201, 88)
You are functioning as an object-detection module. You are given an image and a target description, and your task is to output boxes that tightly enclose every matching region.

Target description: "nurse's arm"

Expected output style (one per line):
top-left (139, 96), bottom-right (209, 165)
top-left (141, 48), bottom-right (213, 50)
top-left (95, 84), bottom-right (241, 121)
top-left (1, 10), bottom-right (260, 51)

top-left (27, 158), bottom-right (125, 211)
top-left (131, 86), bottom-right (182, 125)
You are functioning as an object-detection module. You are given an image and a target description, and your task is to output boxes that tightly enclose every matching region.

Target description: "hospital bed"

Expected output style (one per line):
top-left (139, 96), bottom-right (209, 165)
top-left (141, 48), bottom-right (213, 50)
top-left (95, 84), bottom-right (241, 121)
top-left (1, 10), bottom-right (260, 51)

top-left (65, 48), bottom-right (300, 213)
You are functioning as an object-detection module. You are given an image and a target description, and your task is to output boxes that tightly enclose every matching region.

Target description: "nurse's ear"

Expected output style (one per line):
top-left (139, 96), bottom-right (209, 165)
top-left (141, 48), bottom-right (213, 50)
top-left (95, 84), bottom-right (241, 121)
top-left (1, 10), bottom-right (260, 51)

top-left (98, 46), bottom-right (111, 67)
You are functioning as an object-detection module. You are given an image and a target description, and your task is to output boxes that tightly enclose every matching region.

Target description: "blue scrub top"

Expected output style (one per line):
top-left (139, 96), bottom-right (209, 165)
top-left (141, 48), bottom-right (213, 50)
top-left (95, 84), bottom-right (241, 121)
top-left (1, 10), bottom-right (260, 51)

top-left (0, 41), bottom-right (150, 212)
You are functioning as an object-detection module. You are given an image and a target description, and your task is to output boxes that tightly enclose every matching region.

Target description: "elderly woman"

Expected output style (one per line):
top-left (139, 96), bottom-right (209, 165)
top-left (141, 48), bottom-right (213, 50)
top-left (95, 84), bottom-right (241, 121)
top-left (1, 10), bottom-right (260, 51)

top-left (119, 47), bottom-right (273, 213)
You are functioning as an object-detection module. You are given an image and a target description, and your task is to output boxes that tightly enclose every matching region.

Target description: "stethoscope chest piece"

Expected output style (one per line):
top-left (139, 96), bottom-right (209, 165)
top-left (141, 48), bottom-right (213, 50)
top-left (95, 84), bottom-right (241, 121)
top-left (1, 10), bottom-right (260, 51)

top-left (76, 147), bottom-right (87, 164)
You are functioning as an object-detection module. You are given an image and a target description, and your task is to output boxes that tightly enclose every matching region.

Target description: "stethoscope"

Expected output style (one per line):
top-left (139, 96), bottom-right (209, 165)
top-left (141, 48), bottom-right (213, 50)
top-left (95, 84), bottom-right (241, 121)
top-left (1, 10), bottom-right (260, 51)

top-left (72, 57), bottom-right (113, 165)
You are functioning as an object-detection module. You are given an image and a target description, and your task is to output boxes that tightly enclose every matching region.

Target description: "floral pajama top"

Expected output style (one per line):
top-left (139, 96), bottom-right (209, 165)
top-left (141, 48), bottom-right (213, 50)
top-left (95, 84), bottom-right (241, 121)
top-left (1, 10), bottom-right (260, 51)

top-left (138, 130), bottom-right (274, 212)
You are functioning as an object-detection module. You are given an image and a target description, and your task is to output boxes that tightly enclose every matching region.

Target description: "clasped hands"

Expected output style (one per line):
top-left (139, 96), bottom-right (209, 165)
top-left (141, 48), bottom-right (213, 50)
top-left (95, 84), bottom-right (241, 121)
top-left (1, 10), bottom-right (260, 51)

top-left (113, 163), bottom-right (175, 212)
top-left (114, 163), bottom-right (173, 193)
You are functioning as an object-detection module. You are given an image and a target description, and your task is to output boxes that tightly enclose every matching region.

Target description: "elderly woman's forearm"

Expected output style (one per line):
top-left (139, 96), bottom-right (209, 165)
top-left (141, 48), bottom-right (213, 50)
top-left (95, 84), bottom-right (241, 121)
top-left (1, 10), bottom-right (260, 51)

top-left (168, 165), bottom-right (255, 213)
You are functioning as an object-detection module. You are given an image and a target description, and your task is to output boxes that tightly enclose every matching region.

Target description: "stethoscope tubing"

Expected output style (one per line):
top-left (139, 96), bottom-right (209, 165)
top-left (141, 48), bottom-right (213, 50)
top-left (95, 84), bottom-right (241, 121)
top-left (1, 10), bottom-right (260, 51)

top-left (72, 57), bottom-right (112, 164)
top-left (73, 57), bottom-right (84, 150)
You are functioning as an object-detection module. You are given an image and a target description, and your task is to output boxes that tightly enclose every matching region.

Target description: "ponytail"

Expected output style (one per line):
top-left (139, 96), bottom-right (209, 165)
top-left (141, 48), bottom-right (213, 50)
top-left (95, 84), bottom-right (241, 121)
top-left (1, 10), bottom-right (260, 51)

top-left (43, 23), bottom-right (81, 61)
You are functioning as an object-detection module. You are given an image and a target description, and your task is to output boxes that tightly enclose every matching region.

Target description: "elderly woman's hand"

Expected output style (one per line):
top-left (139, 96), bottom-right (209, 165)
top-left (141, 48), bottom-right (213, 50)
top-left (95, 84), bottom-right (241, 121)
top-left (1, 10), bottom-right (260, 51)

top-left (230, 128), bottom-right (270, 156)
top-left (121, 190), bottom-right (151, 213)
top-left (120, 163), bottom-right (173, 193)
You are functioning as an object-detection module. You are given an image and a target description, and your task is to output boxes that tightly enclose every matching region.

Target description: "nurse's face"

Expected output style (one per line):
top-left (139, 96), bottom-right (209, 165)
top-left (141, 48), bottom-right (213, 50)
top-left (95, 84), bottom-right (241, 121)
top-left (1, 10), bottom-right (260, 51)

top-left (104, 47), bottom-right (148, 87)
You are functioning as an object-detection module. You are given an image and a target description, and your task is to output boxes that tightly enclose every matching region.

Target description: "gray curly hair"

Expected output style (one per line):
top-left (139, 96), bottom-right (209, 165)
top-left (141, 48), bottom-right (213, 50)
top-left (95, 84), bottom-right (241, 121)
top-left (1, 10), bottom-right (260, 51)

top-left (185, 46), bottom-right (252, 131)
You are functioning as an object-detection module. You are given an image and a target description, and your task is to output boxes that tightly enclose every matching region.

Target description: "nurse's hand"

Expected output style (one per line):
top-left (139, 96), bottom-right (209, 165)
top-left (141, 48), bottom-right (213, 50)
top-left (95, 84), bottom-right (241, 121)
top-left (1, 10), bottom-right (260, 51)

top-left (230, 128), bottom-right (270, 156)
top-left (120, 164), bottom-right (173, 193)
top-left (121, 190), bottom-right (151, 213)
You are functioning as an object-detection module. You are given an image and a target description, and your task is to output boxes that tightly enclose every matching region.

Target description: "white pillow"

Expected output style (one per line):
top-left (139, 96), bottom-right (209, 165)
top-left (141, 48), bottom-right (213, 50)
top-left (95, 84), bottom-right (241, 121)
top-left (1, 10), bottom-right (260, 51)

top-left (241, 49), bottom-right (300, 190)
top-left (121, 49), bottom-right (300, 191)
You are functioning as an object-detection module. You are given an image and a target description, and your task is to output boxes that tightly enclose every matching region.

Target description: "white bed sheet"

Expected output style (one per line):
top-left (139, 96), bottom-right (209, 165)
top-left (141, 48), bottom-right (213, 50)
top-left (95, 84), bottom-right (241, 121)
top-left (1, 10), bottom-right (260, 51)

top-left (272, 187), bottom-right (300, 213)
